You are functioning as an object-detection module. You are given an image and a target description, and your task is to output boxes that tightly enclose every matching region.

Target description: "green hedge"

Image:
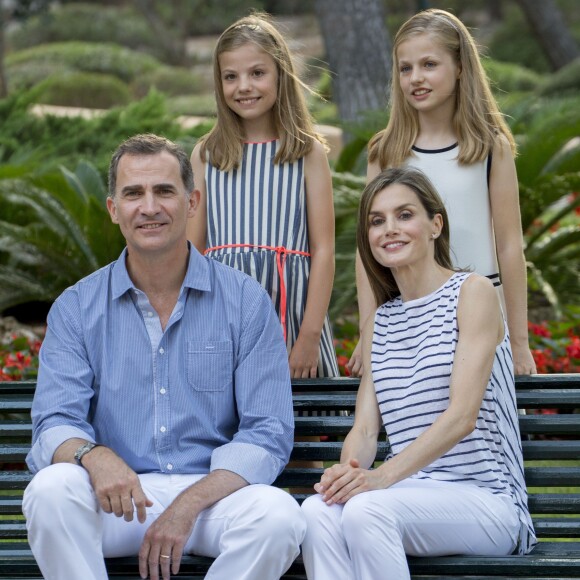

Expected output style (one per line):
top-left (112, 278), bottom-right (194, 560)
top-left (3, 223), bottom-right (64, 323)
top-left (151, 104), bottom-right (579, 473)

top-left (483, 59), bottom-right (544, 94)
top-left (538, 57), bottom-right (580, 97)
top-left (6, 42), bottom-right (160, 84)
top-left (7, 3), bottom-right (162, 60)
top-left (33, 72), bottom-right (132, 109)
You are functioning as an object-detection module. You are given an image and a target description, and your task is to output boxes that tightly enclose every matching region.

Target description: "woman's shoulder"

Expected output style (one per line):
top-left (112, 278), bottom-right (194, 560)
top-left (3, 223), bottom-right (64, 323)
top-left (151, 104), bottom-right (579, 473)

top-left (457, 272), bottom-right (500, 318)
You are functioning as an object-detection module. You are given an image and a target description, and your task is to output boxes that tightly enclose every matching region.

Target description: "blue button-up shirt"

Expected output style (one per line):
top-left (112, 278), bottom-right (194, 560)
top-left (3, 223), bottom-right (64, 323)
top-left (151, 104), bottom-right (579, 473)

top-left (27, 246), bottom-right (294, 485)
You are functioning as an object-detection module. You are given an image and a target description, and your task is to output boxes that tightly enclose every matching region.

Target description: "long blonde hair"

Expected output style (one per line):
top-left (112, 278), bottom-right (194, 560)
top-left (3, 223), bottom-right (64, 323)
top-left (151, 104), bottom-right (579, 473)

top-left (199, 12), bottom-right (325, 171)
top-left (357, 167), bottom-right (455, 305)
top-left (368, 8), bottom-right (516, 169)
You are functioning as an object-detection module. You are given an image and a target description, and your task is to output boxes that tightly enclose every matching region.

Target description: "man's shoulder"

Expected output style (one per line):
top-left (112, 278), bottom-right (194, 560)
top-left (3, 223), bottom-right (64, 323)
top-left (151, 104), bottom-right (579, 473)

top-left (55, 261), bottom-right (117, 305)
top-left (207, 257), bottom-right (268, 296)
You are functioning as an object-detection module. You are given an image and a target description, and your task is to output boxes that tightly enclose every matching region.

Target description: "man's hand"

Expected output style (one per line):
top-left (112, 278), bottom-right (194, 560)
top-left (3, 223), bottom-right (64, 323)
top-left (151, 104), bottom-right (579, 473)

top-left (83, 446), bottom-right (153, 523)
top-left (138, 494), bottom-right (197, 580)
top-left (315, 458), bottom-right (384, 505)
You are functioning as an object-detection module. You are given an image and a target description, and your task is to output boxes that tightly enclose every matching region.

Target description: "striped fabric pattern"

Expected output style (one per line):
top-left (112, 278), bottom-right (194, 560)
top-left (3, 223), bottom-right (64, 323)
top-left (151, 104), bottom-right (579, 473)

top-left (372, 272), bottom-right (536, 554)
top-left (205, 140), bottom-right (338, 377)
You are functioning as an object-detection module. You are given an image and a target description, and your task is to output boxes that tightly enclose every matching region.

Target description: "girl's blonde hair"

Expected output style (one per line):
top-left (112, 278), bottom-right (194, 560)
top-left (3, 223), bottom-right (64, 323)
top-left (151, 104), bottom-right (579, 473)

top-left (357, 167), bottom-right (455, 305)
top-left (368, 8), bottom-right (516, 168)
top-left (199, 12), bottom-right (325, 171)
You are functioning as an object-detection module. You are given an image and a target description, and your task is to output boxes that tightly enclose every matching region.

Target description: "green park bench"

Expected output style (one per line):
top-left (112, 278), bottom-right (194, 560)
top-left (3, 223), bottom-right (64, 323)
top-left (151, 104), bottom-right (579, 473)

top-left (1, 375), bottom-right (580, 579)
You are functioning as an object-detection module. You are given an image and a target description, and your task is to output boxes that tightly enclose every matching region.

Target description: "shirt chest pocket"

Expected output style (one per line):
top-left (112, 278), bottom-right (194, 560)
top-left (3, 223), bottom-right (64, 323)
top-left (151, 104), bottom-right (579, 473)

top-left (187, 340), bottom-right (233, 391)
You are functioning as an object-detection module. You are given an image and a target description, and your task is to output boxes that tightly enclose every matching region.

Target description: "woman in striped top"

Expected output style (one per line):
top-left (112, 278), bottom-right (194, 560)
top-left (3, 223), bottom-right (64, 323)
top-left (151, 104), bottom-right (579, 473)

top-left (301, 167), bottom-right (535, 580)
top-left (187, 13), bottom-right (338, 378)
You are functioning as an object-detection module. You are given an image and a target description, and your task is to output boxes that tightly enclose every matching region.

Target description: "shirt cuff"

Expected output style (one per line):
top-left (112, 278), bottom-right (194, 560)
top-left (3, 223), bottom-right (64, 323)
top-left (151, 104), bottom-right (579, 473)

top-left (210, 441), bottom-right (281, 485)
top-left (26, 426), bottom-right (95, 473)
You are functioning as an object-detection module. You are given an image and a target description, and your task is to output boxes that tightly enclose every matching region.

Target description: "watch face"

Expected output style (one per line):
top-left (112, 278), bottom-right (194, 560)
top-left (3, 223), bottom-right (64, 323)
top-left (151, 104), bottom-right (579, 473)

top-left (75, 442), bottom-right (96, 465)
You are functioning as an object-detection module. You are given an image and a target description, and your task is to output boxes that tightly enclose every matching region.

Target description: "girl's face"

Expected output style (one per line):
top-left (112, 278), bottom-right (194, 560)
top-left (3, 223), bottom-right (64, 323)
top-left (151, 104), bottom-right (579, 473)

top-left (219, 42), bottom-right (279, 126)
top-left (367, 183), bottom-right (441, 270)
top-left (396, 33), bottom-right (460, 116)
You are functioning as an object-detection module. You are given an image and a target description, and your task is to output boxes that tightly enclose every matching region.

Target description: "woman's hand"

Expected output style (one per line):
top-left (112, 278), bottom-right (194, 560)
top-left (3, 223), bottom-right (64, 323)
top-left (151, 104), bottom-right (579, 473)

top-left (315, 458), bottom-right (385, 505)
top-left (346, 340), bottom-right (364, 377)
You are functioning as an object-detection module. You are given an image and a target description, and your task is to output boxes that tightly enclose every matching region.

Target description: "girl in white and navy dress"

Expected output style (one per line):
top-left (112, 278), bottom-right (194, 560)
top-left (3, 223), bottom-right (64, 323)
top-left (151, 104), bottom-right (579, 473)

top-left (187, 14), bottom-right (338, 378)
top-left (351, 9), bottom-right (535, 377)
top-left (301, 167), bottom-right (535, 580)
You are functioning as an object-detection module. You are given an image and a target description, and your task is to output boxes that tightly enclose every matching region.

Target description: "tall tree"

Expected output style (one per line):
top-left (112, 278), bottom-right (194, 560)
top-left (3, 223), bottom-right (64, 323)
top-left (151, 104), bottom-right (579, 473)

top-left (133, 0), bottom-right (190, 65)
top-left (314, 0), bottom-right (391, 136)
top-left (515, 0), bottom-right (580, 71)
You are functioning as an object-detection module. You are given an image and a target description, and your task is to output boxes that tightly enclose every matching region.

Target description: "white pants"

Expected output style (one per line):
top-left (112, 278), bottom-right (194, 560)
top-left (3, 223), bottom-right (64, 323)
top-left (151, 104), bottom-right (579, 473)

top-left (23, 463), bottom-right (306, 580)
top-left (301, 478), bottom-right (520, 580)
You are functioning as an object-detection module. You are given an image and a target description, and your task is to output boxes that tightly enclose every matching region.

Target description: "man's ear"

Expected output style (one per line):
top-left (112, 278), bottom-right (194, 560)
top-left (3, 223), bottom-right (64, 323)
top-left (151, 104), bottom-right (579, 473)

top-left (106, 197), bottom-right (119, 224)
top-left (188, 189), bottom-right (201, 217)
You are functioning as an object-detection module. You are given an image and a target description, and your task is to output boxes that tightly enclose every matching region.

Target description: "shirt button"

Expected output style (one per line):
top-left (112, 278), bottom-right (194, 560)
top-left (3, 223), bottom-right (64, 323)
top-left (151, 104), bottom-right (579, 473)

top-left (159, 347), bottom-right (165, 354)
top-left (148, 311), bottom-right (154, 317)
top-left (160, 426), bottom-right (166, 433)
top-left (160, 388), bottom-right (166, 394)
top-left (167, 464), bottom-right (173, 471)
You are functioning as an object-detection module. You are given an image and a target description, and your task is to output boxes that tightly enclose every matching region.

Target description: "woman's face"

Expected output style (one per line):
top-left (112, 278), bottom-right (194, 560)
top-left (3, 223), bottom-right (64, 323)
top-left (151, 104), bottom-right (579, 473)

top-left (367, 183), bottom-right (442, 270)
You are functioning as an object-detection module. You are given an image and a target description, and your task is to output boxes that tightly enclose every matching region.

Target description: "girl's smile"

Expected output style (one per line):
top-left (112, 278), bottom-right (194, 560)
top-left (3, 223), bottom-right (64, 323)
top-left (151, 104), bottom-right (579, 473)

top-left (219, 43), bottom-right (279, 128)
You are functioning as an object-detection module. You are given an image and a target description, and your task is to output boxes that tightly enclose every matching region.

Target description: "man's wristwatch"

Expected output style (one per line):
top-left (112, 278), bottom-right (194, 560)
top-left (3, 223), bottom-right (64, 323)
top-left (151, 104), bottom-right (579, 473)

top-left (74, 442), bottom-right (101, 467)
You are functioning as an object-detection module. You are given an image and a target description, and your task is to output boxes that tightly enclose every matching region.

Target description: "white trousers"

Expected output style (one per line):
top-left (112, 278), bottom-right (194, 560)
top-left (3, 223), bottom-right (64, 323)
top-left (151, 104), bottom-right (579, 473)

top-left (301, 478), bottom-right (520, 580)
top-left (23, 463), bottom-right (306, 580)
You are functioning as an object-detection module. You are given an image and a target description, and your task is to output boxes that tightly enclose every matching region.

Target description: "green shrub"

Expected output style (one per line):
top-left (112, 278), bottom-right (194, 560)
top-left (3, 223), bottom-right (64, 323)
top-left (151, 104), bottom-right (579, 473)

top-left (33, 72), bottom-right (131, 109)
top-left (483, 58), bottom-right (544, 94)
top-left (6, 62), bottom-right (71, 92)
top-left (6, 42), bottom-right (160, 84)
top-left (0, 91), bottom-right (195, 175)
top-left (7, 3), bottom-right (160, 59)
top-left (132, 66), bottom-right (203, 99)
top-left (166, 94), bottom-right (217, 117)
top-left (486, 6), bottom-right (551, 73)
top-left (538, 57), bottom-right (580, 97)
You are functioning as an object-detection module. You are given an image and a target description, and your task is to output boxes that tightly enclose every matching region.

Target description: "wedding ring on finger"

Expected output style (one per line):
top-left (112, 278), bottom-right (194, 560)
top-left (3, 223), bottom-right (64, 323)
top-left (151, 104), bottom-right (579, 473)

top-left (160, 554), bottom-right (170, 560)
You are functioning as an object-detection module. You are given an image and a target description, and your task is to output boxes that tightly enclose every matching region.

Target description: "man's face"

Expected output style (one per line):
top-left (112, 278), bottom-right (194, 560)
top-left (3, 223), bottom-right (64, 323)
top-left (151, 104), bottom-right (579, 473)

top-left (106, 152), bottom-right (198, 258)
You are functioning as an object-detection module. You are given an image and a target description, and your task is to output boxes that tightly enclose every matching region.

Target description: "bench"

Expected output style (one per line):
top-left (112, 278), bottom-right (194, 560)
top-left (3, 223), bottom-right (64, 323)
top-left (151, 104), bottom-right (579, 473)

top-left (1, 374), bottom-right (580, 579)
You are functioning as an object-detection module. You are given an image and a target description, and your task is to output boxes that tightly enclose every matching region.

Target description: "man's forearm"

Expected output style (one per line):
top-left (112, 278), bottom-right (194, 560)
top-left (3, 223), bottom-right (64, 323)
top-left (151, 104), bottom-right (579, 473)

top-left (177, 469), bottom-right (248, 515)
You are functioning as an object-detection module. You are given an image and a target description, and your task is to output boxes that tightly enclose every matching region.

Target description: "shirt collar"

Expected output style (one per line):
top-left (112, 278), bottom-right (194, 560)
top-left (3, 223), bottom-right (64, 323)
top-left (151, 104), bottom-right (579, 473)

top-left (111, 243), bottom-right (212, 300)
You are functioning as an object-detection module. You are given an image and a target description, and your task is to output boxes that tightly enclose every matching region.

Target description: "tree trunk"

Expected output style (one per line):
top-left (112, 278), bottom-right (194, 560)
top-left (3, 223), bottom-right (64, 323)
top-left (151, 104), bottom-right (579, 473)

top-left (314, 0), bottom-right (391, 136)
top-left (133, 0), bottom-right (188, 65)
top-left (515, 0), bottom-right (580, 71)
top-left (0, 7), bottom-right (9, 98)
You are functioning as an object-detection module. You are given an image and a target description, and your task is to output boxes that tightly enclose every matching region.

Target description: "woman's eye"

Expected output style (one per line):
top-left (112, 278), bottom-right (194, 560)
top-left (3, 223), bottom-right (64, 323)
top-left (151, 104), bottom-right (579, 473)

top-left (253, 69), bottom-right (265, 77)
top-left (425, 61), bottom-right (436, 68)
top-left (400, 212), bottom-right (412, 220)
top-left (400, 65), bottom-right (410, 74)
top-left (370, 217), bottom-right (384, 227)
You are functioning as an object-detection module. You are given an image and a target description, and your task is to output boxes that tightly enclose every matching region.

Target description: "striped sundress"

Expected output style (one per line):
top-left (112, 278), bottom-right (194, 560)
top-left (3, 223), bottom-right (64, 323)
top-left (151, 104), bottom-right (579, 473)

top-left (204, 140), bottom-right (339, 377)
top-left (371, 272), bottom-right (536, 554)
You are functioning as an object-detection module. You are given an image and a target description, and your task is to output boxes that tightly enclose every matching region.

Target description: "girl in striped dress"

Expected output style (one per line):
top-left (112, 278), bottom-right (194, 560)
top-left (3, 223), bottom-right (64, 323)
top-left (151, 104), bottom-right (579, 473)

top-left (301, 167), bottom-right (535, 580)
top-left (187, 13), bottom-right (338, 378)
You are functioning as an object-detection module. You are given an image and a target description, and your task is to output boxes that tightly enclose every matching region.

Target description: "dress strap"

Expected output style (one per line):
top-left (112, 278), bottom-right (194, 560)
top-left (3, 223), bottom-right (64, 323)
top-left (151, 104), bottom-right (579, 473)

top-left (205, 244), bottom-right (311, 342)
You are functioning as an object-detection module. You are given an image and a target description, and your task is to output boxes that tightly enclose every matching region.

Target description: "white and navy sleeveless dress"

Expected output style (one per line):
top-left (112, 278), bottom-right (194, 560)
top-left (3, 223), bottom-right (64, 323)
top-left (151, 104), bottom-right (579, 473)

top-left (371, 272), bottom-right (536, 554)
top-left (405, 144), bottom-right (502, 290)
top-left (204, 140), bottom-right (339, 377)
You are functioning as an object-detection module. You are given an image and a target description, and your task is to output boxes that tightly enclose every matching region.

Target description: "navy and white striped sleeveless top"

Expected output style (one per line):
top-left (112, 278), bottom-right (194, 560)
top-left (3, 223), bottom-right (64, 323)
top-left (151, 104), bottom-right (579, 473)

top-left (372, 272), bottom-right (536, 554)
top-left (205, 140), bottom-right (338, 377)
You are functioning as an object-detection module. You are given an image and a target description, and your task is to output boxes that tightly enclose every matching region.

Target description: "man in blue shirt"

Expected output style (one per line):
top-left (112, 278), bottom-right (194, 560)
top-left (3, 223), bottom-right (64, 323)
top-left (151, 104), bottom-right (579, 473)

top-left (23, 134), bottom-right (305, 580)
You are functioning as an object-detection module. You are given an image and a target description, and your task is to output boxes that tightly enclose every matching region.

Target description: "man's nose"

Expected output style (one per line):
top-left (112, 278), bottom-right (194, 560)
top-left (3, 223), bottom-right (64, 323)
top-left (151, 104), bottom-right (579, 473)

top-left (141, 191), bottom-right (159, 214)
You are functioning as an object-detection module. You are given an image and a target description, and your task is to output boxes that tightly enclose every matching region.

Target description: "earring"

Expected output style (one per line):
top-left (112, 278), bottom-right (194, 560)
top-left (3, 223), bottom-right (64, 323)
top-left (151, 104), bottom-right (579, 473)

top-left (432, 233), bottom-right (437, 238)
